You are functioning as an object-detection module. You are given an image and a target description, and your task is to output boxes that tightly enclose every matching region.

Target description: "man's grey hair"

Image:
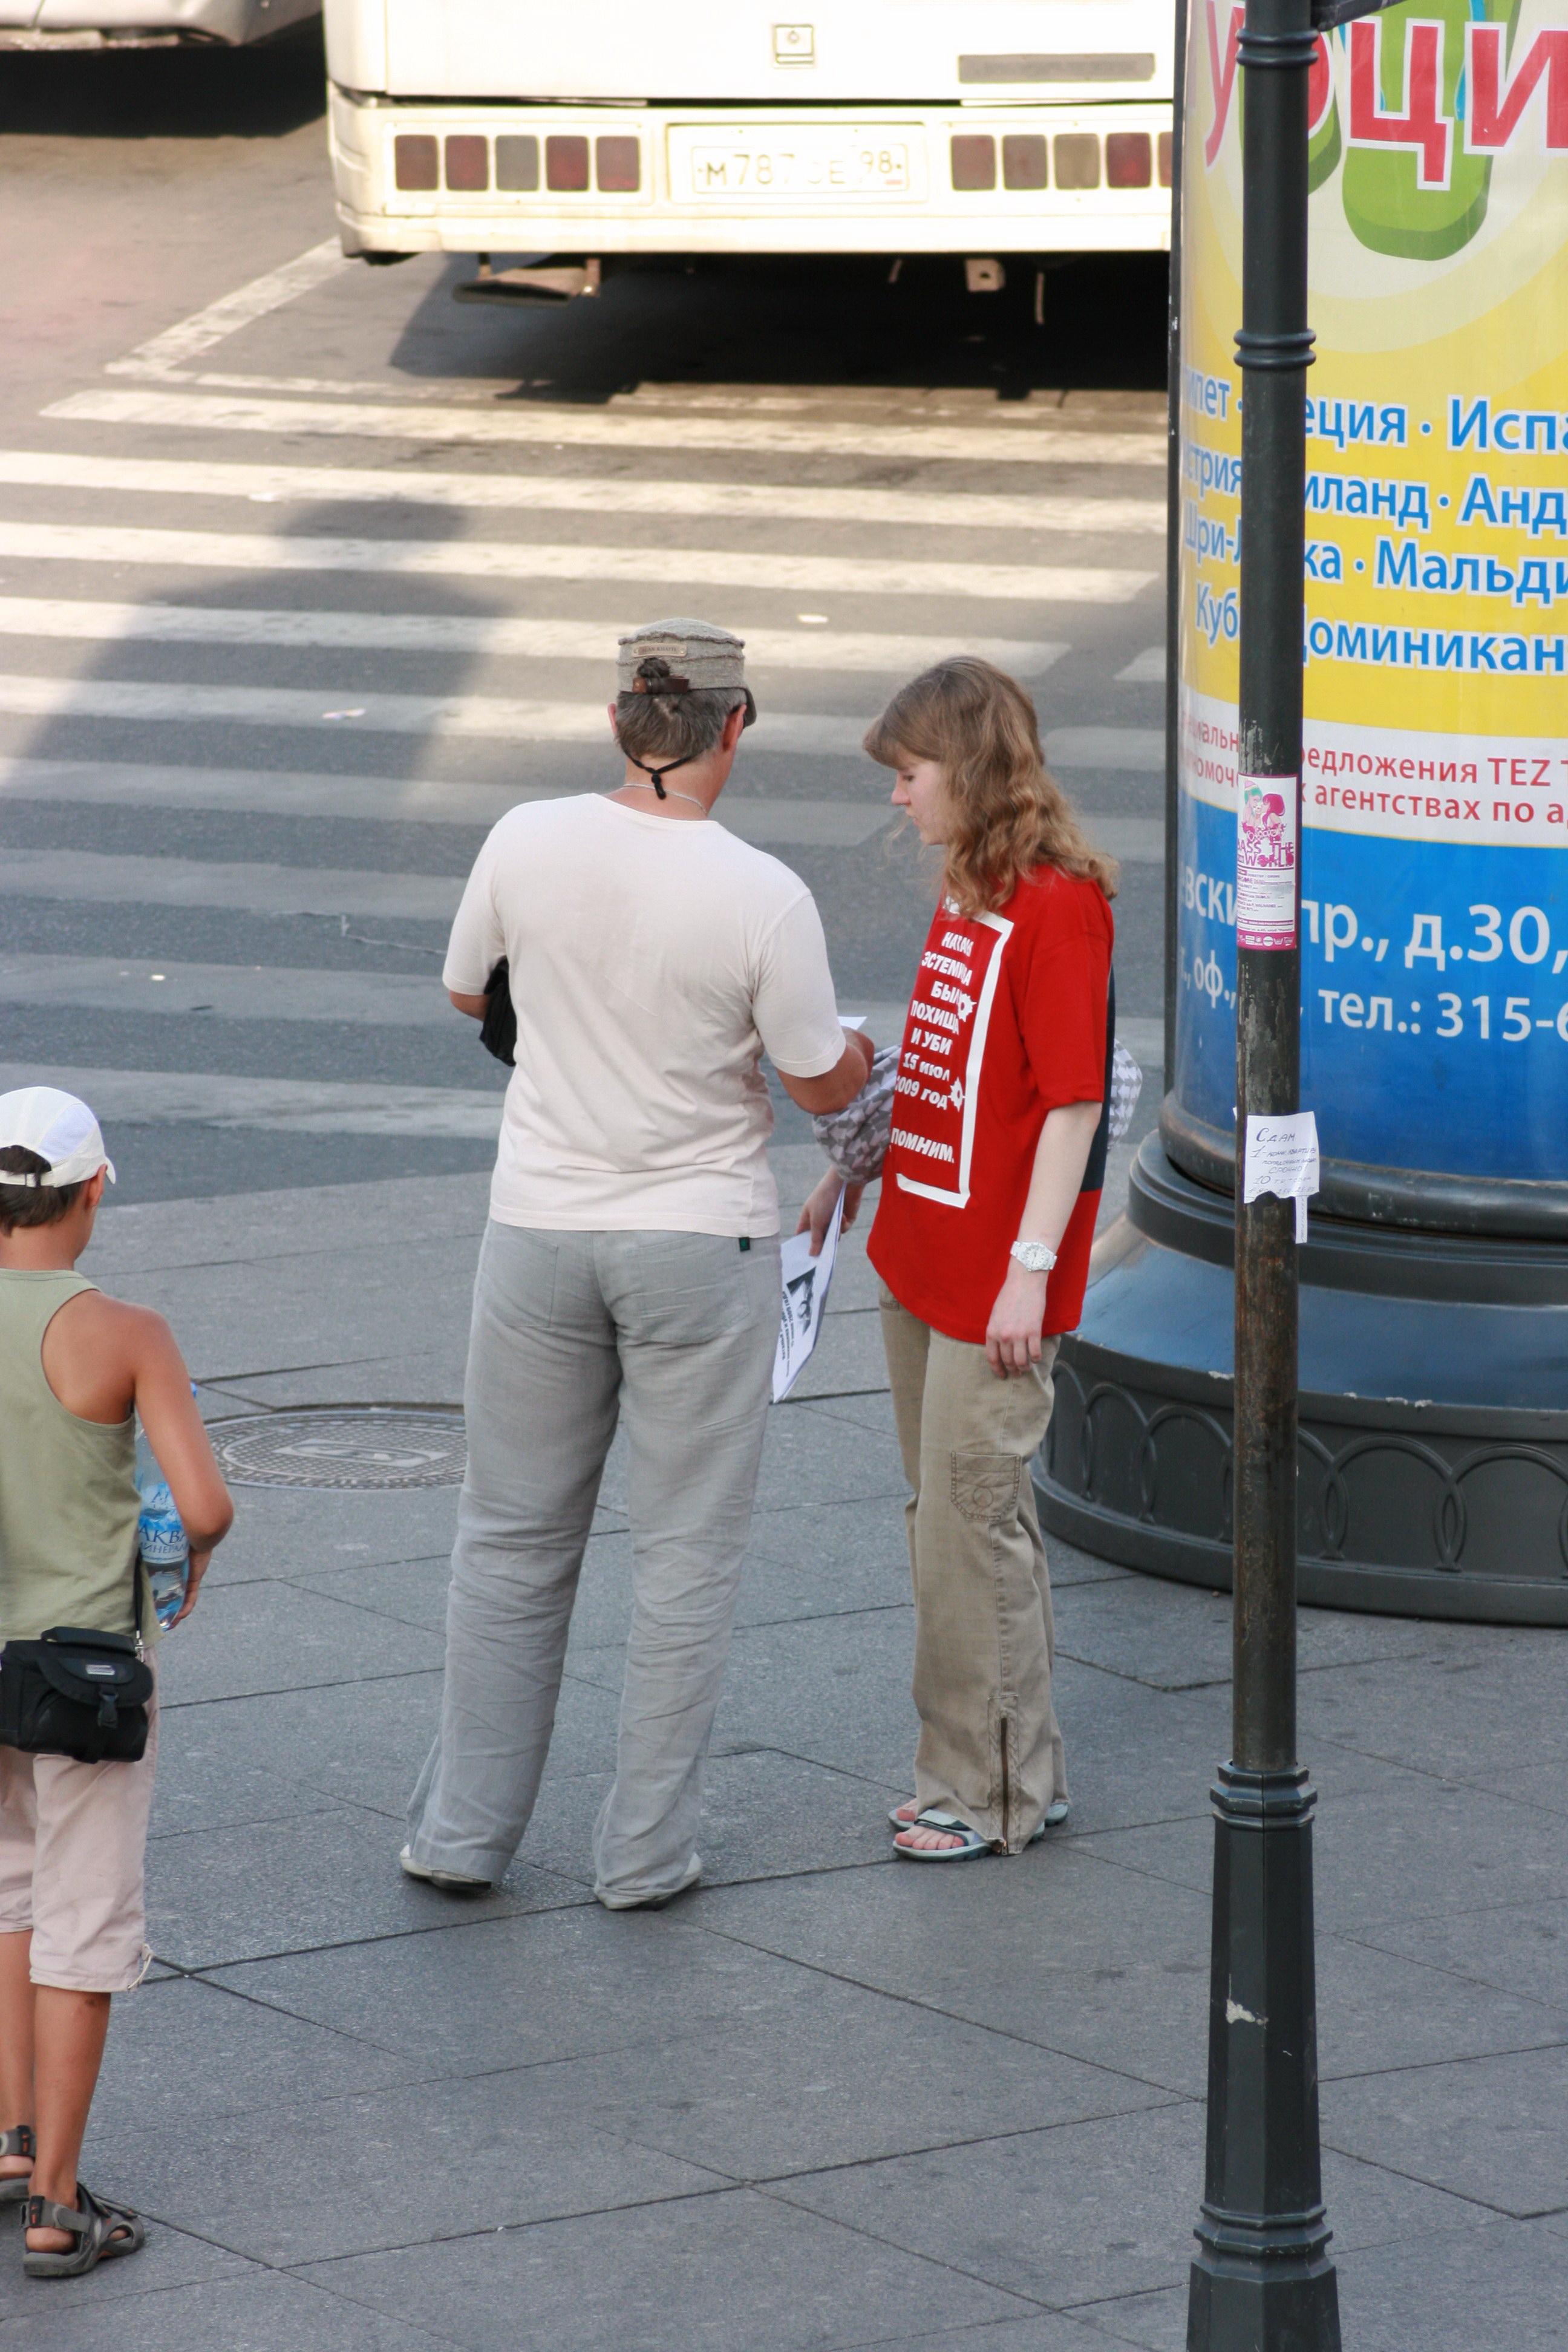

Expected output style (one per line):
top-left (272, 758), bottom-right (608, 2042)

top-left (614, 681), bottom-right (748, 766)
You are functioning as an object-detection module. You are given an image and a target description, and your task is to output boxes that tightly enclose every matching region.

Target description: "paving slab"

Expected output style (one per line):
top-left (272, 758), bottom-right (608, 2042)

top-left (296, 2186), bottom-right (1041, 2352)
top-left (1322, 2042), bottom-right (1568, 2218)
top-left (1069, 1753), bottom-right (1568, 1932)
top-left (0, 2269), bottom-right (466, 2351)
top-left (1333, 2215), bottom-right (1568, 2352)
top-left (18, 1152), bottom-right (1566, 2346)
top-left (519, 1747), bottom-right (896, 1888)
top-left (1350, 1895), bottom-right (1568, 2011)
top-left (695, 1850), bottom-right (1215, 2099)
top-left (152, 1574), bottom-right (445, 1707)
top-left (88, 2071), bottom-right (731, 2267)
top-left (773, 2105), bottom-right (1487, 2314)
top-left (146, 1800), bottom-right (587, 1972)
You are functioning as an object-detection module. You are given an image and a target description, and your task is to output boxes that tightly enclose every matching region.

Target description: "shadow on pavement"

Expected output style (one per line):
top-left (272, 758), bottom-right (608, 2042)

top-left (0, 16), bottom-right (324, 139)
top-left (382, 248), bottom-right (1171, 405)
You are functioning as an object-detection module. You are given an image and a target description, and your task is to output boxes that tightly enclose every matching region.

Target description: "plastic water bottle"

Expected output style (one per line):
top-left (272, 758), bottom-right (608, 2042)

top-left (135, 1428), bottom-right (189, 1629)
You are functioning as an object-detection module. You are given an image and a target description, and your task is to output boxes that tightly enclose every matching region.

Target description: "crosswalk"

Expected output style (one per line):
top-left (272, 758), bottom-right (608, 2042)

top-left (1, 244), bottom-right (1168, 1178)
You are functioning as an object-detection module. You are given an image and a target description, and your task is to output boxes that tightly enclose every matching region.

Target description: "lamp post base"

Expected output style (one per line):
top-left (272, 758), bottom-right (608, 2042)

top-left (1187, 1765), bottom-right (1341, 2352)
top-left (1037, 1131), bottom-right (1568, 1625)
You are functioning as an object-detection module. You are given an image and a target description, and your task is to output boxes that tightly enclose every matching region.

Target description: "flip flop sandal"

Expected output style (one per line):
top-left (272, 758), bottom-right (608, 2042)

top-left (22, 2184), bottom-right (145, 2279)
top-left (0, 2127), bottom-right (34, 2204)
top-left (889, 1798), bottom-right (1070, 1833)
top-left (893, 1808), bottom-right (994, 1860)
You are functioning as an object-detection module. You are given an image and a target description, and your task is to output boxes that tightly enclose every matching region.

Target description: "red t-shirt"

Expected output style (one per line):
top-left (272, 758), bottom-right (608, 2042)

top-left (868, 866), bottom-right (1112, 1345)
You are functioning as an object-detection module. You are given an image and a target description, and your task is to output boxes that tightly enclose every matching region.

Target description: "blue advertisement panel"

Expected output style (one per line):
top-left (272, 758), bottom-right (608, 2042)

top-left (1177, 0), bottom-right (1568, 1181)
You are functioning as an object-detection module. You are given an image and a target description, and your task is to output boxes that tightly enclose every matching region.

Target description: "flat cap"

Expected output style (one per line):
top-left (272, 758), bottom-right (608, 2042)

top-left (616, 618), bottom-right (748, 696)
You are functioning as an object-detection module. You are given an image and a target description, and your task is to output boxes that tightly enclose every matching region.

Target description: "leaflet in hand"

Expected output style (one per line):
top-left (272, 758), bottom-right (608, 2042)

top-left (773, 1189), bottom-right (845, 1403)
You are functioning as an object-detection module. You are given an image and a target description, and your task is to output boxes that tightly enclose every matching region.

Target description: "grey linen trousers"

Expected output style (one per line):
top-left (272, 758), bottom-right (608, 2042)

top-left (880, 1285), bottom-right (1067, 1852)
top-left (408, 1221), bottom-right (781, 1906)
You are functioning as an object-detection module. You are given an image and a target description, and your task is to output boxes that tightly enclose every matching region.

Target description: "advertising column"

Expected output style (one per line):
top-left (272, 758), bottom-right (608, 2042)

top-left (1039, 0), bottom-right (1568, 1621)
top-left (1177, 0), bottom-right (1568, 1195)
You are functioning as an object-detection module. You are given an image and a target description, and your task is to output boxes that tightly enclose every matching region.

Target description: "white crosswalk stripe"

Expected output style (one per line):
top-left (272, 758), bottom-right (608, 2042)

top-left (0, 1062), bottom-right (505, 1138)
top-left (108, 241), bottom-right (353, 376)
top-left (0, 519), bottom-right (1154, 604)
top-left (48, 386), bottom-right (1168, 468)
top-left (0, 953), bottom-right (458, 1026)
top-left (5, 255), bottom-right (1166, 1165)
top-left (0, 449), bottom-right (1164, 538)
top-left (0, 596), bottom-right (1065, 678)
top-left (0, 673), bottom-right (874, 751)
top-left (0, 757), bottom-right (900, 841)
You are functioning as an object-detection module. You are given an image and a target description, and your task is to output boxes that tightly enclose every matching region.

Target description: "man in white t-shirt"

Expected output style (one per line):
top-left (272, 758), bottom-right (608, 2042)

top-left (402, 619), bottom-right (872, 1910)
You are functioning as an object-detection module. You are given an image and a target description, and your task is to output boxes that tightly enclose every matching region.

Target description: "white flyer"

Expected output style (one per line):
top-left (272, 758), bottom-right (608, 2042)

top-left (1243, 1111), bottom-right (1320, 1243)
top-left (773, 1188), bottom-right (844, 1403)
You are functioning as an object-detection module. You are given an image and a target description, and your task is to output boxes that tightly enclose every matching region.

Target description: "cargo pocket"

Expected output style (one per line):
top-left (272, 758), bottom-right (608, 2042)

top-left (949, 1450), bottom-right (1022, 1525)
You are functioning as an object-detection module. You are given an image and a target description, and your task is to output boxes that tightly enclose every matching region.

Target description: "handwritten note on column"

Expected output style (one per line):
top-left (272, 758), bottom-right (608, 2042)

top-left (1243, 1111), bottom-right (1320, 1243)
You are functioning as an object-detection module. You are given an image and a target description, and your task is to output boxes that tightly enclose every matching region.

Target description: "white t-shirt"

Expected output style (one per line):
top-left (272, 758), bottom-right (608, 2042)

top-left (443, 794), bottom-right (847, 1235)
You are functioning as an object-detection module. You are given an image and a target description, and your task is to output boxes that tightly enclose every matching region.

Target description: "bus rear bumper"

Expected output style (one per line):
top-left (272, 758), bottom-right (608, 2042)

top-left (329, 88), bottom-right (1173, 260)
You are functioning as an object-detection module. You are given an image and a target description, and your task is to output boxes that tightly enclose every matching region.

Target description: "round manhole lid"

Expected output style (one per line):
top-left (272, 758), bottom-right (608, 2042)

top-left (209, 1409), bottom-right (466, 1490)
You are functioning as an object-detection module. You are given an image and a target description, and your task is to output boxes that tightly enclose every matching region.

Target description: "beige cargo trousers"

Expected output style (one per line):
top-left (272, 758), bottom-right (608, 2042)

top-left (880, 1286), bottom-right (1068, 1851)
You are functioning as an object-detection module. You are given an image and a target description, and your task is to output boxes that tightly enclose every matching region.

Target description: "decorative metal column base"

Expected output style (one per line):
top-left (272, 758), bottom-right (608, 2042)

top-left (1036, 1129), bottom-right (1568, 1625)
top-left (1187, 1766), bottom-right (1341, 2352)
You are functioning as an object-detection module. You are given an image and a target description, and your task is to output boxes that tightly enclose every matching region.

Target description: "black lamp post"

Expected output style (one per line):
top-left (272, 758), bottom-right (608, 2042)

top-left (1181, 0), bottom-right (1397, 2341)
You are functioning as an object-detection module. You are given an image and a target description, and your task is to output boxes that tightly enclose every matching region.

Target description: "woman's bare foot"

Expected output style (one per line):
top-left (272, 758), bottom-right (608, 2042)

top-left (893, 1820), bottom-right (970, 1853)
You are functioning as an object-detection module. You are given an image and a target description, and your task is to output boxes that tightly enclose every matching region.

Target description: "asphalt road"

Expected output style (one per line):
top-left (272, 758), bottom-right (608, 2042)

top-left (0, 30), bottom-right (1169, 1204)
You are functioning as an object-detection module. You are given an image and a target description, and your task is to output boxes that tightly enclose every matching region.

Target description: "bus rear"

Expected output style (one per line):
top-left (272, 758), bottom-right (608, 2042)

top-left (325, 1), bottom-right (1174, 268)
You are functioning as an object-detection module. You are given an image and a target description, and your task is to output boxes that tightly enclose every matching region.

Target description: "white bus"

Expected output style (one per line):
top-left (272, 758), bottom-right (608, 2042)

top-left (324, 2), bottom-right (1174, 286)
top-left (1, 0), bottom-right (316, 44)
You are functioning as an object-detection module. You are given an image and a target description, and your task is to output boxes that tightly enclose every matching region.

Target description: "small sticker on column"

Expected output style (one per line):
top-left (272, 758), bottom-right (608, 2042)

top-left (1235, 773), bottom-right (1299, 950)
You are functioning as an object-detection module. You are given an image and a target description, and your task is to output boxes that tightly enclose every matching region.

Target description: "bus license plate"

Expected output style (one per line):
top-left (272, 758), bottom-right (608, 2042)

top-left (684, 135), bottom-right (912, 199)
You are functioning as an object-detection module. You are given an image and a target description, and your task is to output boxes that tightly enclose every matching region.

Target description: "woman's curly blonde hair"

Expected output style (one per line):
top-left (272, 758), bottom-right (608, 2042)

top-left (864, 657), bottom-right (1119, 915)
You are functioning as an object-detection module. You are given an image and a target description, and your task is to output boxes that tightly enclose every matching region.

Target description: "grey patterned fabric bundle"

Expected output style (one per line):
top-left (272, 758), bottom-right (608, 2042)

top-left (811, 1046), bottom-right (899, 1183)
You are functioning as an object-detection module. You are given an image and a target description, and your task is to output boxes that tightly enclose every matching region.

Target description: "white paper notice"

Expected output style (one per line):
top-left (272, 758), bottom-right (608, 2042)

top-left (773, 1188), bottom-right (844, 1402)
top-left (1235, 773), bottom-right (1299, 951)
top-left (1243, 1111), bottom-right (1320, 1243)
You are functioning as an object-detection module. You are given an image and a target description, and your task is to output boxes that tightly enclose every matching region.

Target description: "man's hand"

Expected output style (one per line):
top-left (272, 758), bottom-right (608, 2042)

top-left (796, 1170), bottom-right (865, 1257)
top-left (984, 1263), bottom-right (1050, 1379)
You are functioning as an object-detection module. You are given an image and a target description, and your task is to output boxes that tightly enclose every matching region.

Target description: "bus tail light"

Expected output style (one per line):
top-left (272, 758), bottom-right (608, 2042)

top-left (394, 135), bottom-right (439, 191)
top-left (496, 135), bottom-right (539, 191)
top-left (445, 135), bottom-right (488, 192)
top-left (1053, 134), bottom-right (1100, 190)
top-left (1002, 134), bottom-right (1048, 191)
top-left (950, 134), bottom-right (996, 192)
top-left (546, 136), bottom-right (590, 192)
top-left (1106, 131), bottom-right (1152, 188)
top-left (595, 136), bottom-right (640, 192)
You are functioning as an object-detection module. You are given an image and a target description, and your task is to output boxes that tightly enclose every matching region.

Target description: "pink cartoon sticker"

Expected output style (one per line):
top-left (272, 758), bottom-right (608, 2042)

top-left (1235, 773), bottom-right (1299, 950)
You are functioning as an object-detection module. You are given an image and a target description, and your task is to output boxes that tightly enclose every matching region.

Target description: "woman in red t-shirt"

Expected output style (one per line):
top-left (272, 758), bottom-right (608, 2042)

top-left (799, 659), bottom-right (1117, 1860)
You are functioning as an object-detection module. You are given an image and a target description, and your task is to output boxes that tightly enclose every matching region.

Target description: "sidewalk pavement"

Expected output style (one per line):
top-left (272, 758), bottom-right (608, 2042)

top-left (6, 1144), bottom-right (1566, 2351)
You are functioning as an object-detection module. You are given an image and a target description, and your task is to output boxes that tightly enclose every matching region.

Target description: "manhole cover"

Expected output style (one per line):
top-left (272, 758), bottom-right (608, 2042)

top-left (209, 1410), bottom-right (467, 1490)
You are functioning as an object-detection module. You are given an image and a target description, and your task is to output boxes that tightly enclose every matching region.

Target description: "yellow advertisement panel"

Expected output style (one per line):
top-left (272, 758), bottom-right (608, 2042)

top-left (1176, 0), bottom-right (1568, 1177)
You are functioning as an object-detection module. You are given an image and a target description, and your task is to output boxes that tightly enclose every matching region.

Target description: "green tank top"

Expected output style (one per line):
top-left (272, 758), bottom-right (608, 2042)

top-left (0, 1270), bottom-right (145, 1644)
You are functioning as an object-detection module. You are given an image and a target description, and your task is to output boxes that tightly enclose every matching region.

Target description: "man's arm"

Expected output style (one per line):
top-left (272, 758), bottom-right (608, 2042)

top-left (776, 1027), bottom-right (874, 1116)
top-left (449, 990), bottom-right (489, 1020)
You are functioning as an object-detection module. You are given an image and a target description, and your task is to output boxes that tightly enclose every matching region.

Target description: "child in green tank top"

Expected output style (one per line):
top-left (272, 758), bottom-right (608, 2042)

top-left (0, 1089), bottom-right (234, 2282)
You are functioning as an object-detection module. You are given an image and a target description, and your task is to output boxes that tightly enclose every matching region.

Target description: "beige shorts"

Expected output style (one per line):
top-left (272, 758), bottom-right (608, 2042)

top-left (0, 1675), bottom-right (157, 1993)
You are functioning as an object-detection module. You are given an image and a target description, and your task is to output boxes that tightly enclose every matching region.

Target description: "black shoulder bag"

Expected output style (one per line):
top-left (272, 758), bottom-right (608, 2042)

top-left (480, 957), bottom-right (517, 1067)
top-left (0, 1623), bottom-right (153, 1765)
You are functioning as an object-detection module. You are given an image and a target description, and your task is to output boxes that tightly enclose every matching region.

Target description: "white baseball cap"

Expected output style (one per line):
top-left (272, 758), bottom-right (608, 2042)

top-left (0, 1087), bottom-right (116, 1188)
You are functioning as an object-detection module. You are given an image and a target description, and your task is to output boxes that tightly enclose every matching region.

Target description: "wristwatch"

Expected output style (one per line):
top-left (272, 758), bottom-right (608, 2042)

top-left (1010, 1238), bottom-right (1057, 1275)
